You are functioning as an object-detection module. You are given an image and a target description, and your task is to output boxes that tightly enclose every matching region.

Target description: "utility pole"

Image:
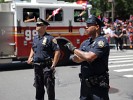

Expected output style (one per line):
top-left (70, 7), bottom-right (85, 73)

top-left (108, 0), bottom-right (114, 22)
top-left (112, 0), bottom-right (114, 22)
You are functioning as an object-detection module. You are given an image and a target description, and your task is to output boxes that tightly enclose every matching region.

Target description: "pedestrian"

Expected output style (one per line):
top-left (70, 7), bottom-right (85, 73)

top-left (114, 23), bottom-right (123, 50)
top-left (122, 24), bottom-right (128, 46)
top-left (103, 24), bottom-right (111, 43)
top-left (27, 18), bottom-right (60, 100)
top-left (66, 15), bottom-right (110, 100)
top-left (128, 27), bottom-right (133, 48)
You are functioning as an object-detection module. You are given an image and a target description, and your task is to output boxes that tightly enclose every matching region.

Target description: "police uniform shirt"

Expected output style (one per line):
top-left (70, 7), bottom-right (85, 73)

top-left (79, 36), bottom-right (110, 77)
top-left (115, 29), bottom-right (122, 36)
top-left (32, 32), bottom-right (60, 62)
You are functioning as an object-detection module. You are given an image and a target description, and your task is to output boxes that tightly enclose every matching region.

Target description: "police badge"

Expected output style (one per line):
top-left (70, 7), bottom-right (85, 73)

top-left (42, 37), bottom-right (47, 45)
top-left (98, 40), bottom-right (104, 48)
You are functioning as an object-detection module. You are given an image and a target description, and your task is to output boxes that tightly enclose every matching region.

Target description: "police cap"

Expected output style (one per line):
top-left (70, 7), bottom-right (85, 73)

top-left (86, 15), bottom-right (105, 27)
top-left (36, 18), bottom-right (50, 26)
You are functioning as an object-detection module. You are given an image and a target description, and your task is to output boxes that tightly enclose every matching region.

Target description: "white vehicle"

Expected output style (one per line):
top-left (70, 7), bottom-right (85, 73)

top-left (0, 0), bottom-right (92, 64)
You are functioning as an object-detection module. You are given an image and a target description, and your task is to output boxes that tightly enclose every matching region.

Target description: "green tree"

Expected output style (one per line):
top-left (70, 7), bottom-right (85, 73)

top-left (0, 0), bottom-right (5, 3)
top-left (91, 0), bottom-right (133, 20)
top-left (115, 0), bottom-right (133, 19)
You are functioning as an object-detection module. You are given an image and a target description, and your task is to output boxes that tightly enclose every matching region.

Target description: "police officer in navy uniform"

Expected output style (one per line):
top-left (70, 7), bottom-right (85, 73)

top-left (27, 18), bottom-right (60, 100)
top-left (66, 15), bottom-right (110, 100)
top-left (114, 23), bottom-right (123, 50)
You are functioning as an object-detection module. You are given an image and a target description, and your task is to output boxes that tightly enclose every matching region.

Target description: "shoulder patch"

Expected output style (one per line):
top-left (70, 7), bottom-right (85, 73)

top-left (52, 38), bottom-right (57, 44)
top-left (98, 40), bottom-right (105, 48)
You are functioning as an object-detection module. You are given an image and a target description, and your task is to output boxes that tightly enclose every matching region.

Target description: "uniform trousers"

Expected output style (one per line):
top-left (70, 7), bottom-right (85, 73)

top-left (33, 64), bottom-right (55, 100)
top-left (80, 79), bottom-right (109, 100)
top-left (114, 37), bottom-right (123, 50)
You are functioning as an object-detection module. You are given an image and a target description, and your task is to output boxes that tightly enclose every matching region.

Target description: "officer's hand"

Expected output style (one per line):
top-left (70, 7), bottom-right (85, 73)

top-left (51, 65), bottom-right (55, 71)
top-left (27, 58), bottom-right (33, 64)
top-left (65, 43), bottom-right (76, 53)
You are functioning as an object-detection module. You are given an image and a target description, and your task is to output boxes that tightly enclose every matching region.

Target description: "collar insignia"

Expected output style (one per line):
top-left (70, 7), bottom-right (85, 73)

top-left (92, 41), bottom-right (96, 47)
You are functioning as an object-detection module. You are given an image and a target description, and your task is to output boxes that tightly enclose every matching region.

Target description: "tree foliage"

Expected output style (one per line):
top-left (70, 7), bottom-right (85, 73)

top-left (0, 0), bottom-right (4, 3)
top-left (89, 0), bottom-right (133, 19)
top-left (115, 0), bottom-right (133, 19)
top-left (65, 0), bottom-right (133, 19)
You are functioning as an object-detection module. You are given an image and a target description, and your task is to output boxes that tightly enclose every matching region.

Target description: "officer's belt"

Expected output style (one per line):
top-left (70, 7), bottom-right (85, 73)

top-left (79, 72), bottom-right (109, 88)
top-left (33, 58), bottom-right (52, 66)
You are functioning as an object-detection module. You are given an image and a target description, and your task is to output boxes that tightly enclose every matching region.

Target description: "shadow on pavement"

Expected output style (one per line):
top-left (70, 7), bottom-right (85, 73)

top-left (0, 60), bottom-right (80, 71)
top-left (0, 62), bottom-right (32, 71)
top-left (109, 87), bottom-right (119, 94)
top-left (57, 60), bottom-right (80, 67)
top-left (0, 61), bottom-right (79, 72)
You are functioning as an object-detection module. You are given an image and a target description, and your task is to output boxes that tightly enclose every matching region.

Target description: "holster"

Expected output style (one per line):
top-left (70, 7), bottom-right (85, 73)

top-left (79, 72), bottom-right (110, 88)
top-left (79, 73), bottom-right (91, 87)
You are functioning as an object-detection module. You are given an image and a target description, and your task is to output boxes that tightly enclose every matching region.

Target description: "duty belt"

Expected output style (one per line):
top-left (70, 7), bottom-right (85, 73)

top-left (79, 72), bottom-right (109, 88)
top-left (33, 58), bottom-right (52, 66)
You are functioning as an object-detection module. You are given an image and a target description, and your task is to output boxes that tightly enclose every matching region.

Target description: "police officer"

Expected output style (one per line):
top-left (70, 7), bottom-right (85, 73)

top-left (27, 18), bottom-right (60, 100)
top-left (66, 15), bottom-right (110, 100)
top-left (114, 23), bottom-right (123, 50)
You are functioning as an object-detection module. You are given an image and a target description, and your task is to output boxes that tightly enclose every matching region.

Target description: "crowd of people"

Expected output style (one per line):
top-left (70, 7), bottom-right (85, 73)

top-left (101, 18), bottom-right (133, 50)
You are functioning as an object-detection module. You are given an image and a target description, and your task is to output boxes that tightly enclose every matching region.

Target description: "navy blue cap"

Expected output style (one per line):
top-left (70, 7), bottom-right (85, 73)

top-left (36, 18), bottom-right (50, 26)
top-left (86, 15), bottom-right (105, 27)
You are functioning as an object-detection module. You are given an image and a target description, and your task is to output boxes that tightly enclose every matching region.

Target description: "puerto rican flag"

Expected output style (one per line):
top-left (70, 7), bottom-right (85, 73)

top-left (52, 7), bottom-right (61, 16)
top-left (82, 2), bottom-right (87, 10)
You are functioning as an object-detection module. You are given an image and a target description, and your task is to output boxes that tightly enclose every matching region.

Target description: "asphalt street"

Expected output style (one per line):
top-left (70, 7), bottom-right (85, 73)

top-left (0, 49), bottom-right (133, 100)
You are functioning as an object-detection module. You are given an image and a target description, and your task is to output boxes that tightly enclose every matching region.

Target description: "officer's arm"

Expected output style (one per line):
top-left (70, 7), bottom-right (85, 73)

top-left (119, 32), bottom-right (123, 38)
top-left (71, 54), bottom-right (85, 63)
top-left (73, 49), bottom-right (97, 62)
top-left (27, 48), bottom-right (34, 64)
top-left (52, 50), bottom-right (61, 68)
top-left (113, 33), bottom-right (119, 38)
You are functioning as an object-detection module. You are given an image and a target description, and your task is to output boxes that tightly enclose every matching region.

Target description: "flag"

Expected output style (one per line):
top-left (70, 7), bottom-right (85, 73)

top-left (82, 2), bottom-right (87, 10)
top-left (52, 7), bottom-right (61, 16)
top-left (98, 15), bottom-right (101, 20)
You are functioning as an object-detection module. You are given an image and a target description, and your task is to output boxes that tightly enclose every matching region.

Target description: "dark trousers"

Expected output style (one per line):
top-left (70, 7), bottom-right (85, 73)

top-left (80, 79), bottom-right (109, 100)
top-left (115, 37), bottom-right (123, 50)
top-left (34, 65), bottom-right (55, 100)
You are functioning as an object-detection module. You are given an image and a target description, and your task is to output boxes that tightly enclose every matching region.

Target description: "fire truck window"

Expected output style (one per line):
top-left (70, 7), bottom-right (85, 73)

top-left (23, 8), bottom-right (39, 23)
top-left (45, 9), bottom-right (63, 21)
top-left (74, 10), bottom-right (87, 22)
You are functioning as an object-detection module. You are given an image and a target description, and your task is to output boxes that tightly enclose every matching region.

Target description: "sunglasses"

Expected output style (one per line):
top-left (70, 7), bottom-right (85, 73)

top-left (36, 24), bottom-right (44, 26)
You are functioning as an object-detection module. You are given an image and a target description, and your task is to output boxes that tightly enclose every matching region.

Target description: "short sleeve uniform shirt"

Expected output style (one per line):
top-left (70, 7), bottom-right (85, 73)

top-left (79, 36), bottom-right (110, 78)
top-left (32, 33), bottom-right (60, 62)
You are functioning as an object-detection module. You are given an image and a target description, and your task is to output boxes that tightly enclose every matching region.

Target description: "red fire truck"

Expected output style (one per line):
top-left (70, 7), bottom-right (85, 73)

top-left (0, 0), bottom-right (92, 64)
